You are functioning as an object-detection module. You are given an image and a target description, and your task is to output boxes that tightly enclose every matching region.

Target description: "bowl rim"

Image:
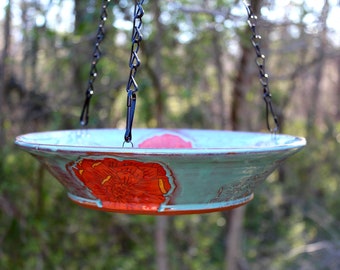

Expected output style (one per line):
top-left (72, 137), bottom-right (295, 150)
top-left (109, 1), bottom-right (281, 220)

top-left (14, 128), bottom-right (306, 155)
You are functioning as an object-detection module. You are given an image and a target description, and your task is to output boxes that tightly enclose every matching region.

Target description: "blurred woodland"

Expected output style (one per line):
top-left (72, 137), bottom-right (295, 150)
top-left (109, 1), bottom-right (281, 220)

top-left (1, 0), bottom-right (340, 269)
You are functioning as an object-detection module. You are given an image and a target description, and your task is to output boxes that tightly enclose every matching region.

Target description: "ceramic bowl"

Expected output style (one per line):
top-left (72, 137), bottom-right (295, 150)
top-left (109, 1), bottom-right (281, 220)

top-left (15, 128), bottom-right (306, 214)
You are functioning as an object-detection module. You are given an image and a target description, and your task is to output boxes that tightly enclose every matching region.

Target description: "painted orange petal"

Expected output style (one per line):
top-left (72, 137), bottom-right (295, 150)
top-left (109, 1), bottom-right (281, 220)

top-left (101, 158), bottom-right (121, 167)
top-left (134, 175), bottom-right (171, 196)
top-left (115, 166), bottom-right (144, 181)
top-left (138, 166), bottom-right (161, 180)
top-left (102, 172), bottom-right (165, 204)
top-left (138, 192), bottom-right (165, 204)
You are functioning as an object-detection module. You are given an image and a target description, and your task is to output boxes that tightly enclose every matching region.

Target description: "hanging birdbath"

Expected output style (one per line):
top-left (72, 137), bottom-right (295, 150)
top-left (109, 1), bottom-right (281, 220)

top-left (16, 128), bottom-right (305, 214)
top-left (15, 1), bottom-right (306, 215)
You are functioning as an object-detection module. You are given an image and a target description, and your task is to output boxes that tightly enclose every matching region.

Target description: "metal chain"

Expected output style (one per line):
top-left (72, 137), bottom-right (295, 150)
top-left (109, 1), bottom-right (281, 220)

top-left (124, 0), bottom-right (145, 143)
top-left (80, 1), bottom-right (276, 137)
top-left (80, 0), bottom-right (111, 126)
top-left (243, 0), bottom-right (279, 133)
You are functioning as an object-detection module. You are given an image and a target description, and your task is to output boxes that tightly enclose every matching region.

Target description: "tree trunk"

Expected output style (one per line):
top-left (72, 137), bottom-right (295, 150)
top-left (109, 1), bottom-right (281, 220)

top-left (153, 0), bottom-right (165, 127)
top-left (73, 0), bottom-right (94, 95)
top-left (305, 0), bottom-right (329, 139)
top-left (225, 207), bottom-right (247, 270)
top-left (155, 216), bottom-right (169, 270)
top-left (212, 27), bottom-right (227, 129)
top-left (230, 43), bottom-right (253, 131)
top-left (277, 14), bottom-right (309, 183)
top-left (225, 38), bottom-right (251, 270)
top-left (226, 1), bottom-right (262, 269)
top-left (0, 0), bottom-right (11, 146)
top-left (336, 57), bottom-right (340, 121)
top-left (203, 0), bottom-right (228, 129)
top-left (20, 1), bottom-right (28, 87)
top-left (301, 0), bottom-right (329, 201)
top-left (151, 2), bottom-right (169, 270)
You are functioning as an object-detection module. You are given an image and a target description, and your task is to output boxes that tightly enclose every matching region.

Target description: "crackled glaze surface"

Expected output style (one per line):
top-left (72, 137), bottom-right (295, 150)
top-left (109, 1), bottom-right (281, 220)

top-left (15, 129), bottom-right (306, 214)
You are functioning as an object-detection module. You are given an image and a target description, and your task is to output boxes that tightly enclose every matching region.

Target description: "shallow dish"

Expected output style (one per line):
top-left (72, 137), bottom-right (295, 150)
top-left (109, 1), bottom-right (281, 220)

top-left (15, 129), bottom-right (306, 214)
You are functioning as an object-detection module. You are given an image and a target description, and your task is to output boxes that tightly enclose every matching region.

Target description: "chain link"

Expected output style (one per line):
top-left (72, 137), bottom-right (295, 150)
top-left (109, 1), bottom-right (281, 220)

top-left (124, 0), bottom-right (145, 143)
top-left (80, 0), bottom-right (111, 126)
top-left (243, 0), bottom-right (279, 133)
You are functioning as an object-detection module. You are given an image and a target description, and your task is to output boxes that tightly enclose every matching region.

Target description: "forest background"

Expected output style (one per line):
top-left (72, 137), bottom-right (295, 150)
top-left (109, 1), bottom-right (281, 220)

top-left (1, 0), bottom-right (340, 269)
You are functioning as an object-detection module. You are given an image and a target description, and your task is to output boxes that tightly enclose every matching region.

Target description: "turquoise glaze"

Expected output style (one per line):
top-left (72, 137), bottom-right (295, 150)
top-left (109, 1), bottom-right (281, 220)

top-left (15, 129), bottom-right (306, 215)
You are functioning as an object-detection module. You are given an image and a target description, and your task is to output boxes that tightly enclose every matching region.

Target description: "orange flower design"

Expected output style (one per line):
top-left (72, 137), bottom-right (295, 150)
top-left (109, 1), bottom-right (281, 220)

top-left (68, 158), bottom-right (175, 209)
